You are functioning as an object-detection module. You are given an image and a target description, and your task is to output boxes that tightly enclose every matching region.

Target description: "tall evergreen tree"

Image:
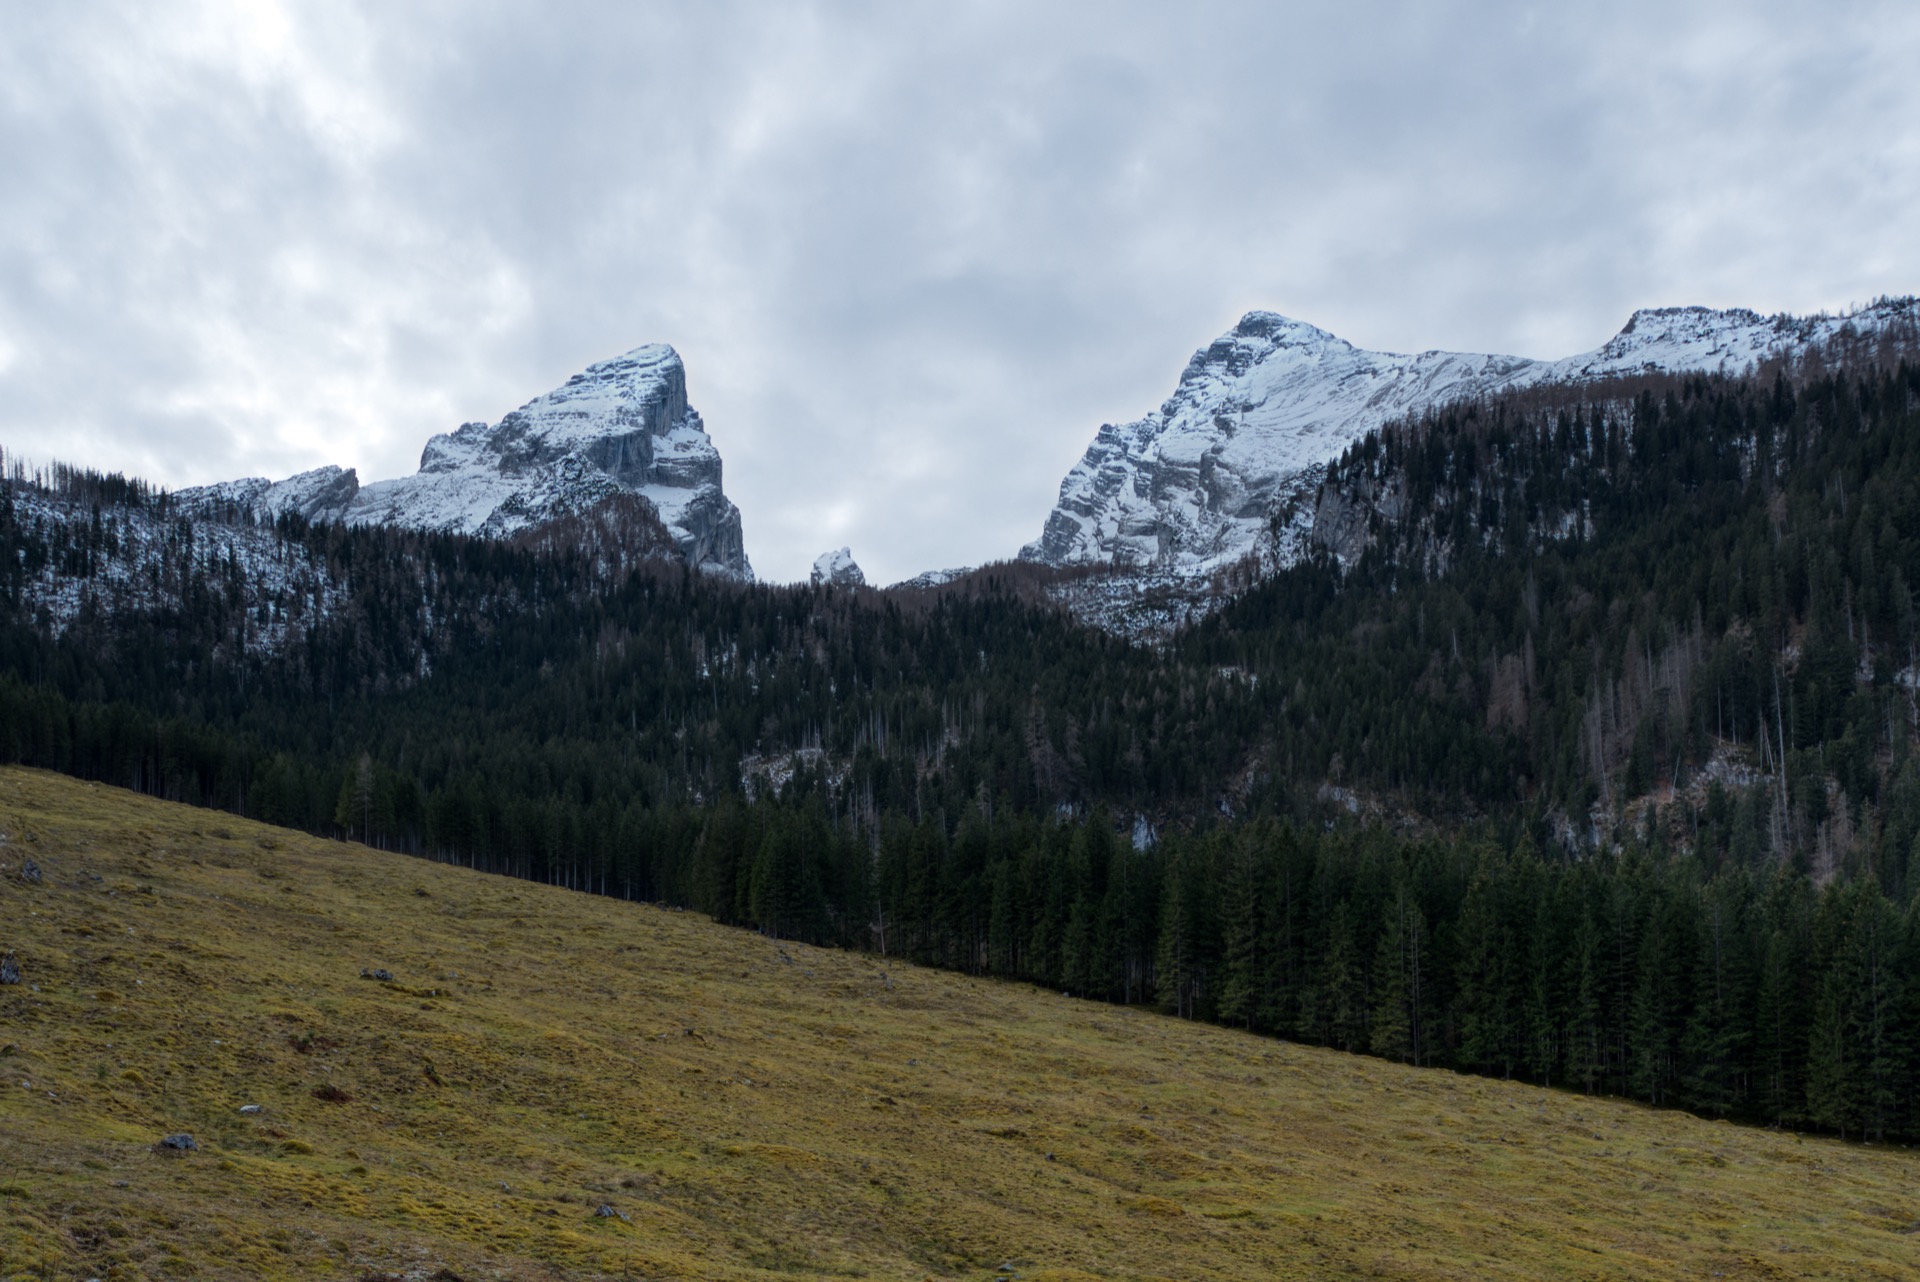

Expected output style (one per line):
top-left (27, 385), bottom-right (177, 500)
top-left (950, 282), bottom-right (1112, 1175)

top-left (1370, 876), bottom-right (1427, 1064)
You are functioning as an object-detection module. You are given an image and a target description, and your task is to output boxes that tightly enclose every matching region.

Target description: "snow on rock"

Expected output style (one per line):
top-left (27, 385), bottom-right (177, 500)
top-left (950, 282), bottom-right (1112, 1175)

top-left (810, 547), bottom-right (865, 587)
top-left (176, 465), bottom-right (361, 524)
top-left (183, 345), bottom-right (752, 580)
top-left (886, 566), bottom-right (972, 591)
top-left (5, 485), bottom-right (352, 654)
top-left (1023, 299), bottom-right (1920, 579)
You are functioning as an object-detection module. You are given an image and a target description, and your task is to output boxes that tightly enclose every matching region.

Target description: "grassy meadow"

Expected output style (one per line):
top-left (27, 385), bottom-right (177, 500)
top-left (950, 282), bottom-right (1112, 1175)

top-left (0, 766), bottom-right (1916, 1280)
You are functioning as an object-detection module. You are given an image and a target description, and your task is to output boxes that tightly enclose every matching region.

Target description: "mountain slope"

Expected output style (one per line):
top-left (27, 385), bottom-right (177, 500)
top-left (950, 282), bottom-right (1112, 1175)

top-left (180, 345), bottom-right (752, 580)
top-left (4, 767), bottom-right (1917, 1281)
top-left (1024, 299), bottom-right (1920, 577)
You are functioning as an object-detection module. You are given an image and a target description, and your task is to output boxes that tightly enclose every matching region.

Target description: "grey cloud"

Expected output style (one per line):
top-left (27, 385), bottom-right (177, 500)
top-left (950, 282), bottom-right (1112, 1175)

top-left (2, 1), bottom-right (1917, 584)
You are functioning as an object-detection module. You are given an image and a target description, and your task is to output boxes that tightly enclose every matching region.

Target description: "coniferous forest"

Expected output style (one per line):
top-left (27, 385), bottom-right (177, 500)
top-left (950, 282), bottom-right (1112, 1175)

top-left (4, 355), bottom-right (1920, 1140)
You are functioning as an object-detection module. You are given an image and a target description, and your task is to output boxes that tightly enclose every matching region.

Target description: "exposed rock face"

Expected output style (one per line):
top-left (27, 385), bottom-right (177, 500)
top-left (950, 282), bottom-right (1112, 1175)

top-left (179, 345), bottom-right (753, 580)
top-left (180, 465), bottom-right (361, 524)
top-left (1023, 299), bottom-right (1920, 579)
top-left (886, 566), bottom-right (971, 591)
top-left (1022, 313), bottom-right (1533, 575)
top-left (810, 547), bottom-right (865, 587)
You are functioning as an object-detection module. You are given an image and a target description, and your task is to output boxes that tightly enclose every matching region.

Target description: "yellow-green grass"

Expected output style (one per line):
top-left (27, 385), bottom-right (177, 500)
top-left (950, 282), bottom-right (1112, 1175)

top-left (1, 767), bottom-right (1916, 1280)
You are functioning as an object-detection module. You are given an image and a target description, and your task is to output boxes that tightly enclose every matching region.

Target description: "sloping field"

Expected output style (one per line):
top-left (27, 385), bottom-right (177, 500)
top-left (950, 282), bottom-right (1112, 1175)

top-left (1, 767), bottom-right (1915, 1281)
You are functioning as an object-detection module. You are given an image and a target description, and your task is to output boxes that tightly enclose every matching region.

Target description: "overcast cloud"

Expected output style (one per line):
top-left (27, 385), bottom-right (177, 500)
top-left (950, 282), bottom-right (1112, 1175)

top-left (2, 1), bottom-right (1917, 583)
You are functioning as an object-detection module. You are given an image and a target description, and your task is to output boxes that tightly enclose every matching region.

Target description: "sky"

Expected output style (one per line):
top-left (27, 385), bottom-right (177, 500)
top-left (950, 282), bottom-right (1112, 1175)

top-left (2, 2), bottom-right (1918, 585)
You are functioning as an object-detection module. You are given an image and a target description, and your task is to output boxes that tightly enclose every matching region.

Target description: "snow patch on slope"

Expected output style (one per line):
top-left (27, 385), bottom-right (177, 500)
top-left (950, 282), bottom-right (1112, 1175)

top-left (5, 486), bottom-right (351, 653)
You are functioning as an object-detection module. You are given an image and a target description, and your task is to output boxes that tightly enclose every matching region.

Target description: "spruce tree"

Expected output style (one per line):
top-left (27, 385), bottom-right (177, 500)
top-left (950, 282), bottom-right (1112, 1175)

top-left (1155, 847), bottom-right (1198, 1019)
top-left (1216, 837), bottom-right (1264, 1030)
top-left (1321, 900), bottom-right (1366, 1053)
top-left (1369, 878), bottom-right (1426, 1064)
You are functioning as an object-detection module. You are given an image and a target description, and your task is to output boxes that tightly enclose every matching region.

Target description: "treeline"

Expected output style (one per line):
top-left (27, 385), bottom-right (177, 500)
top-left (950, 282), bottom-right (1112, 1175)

top-left (528, 785), bottom-right (1920, 1144)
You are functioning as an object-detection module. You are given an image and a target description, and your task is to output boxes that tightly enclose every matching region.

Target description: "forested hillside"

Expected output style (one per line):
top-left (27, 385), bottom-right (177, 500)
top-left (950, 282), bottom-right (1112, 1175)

top-left (3, 352), bottom-right (1919, 1138)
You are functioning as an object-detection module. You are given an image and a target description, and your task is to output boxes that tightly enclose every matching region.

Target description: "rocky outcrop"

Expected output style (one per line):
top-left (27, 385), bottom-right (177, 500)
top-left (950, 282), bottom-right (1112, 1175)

top-left (178, 465), bottom-right (361, 524)
top-left (810, 547), bottom-right (865, 587)
top-left (180, 345), bottom-right (753, 580)
top-left (886, 566), bottom-right (971, 591)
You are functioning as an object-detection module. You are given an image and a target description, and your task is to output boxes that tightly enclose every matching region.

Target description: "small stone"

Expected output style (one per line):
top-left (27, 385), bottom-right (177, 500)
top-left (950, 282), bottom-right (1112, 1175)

top-left (158, 1133), bottom-right (198, 1152)
top-left (18, 859), bottom-right (41, 885)
top-left (0, 954), bottom-right (18, 985)
top-left (238, 1104), bottom-right (262, 1115)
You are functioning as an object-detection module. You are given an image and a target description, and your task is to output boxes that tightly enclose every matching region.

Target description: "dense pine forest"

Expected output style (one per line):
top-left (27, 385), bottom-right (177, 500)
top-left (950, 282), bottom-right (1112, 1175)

top-left (4, 353), bottom-right (1919, 1140)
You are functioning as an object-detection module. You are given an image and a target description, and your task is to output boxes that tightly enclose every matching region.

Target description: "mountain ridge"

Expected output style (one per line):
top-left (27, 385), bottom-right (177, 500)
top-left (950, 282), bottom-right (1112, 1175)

top-left (1021, 297), bottom-right (1920, 579)
top-left (164, 298), bottom-right (1920, 596)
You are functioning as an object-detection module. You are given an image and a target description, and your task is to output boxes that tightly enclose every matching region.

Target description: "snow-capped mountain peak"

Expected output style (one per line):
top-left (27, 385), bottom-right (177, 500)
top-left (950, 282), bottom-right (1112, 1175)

top-left (179, 344), bottom-right (752, 580)
top-left (1023, 298), bottom-right (1919, 577)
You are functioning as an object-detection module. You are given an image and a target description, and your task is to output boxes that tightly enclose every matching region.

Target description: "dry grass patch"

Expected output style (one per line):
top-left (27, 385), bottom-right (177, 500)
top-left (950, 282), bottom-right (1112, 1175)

top-left (1, 766), bottom-right (1917, 1279)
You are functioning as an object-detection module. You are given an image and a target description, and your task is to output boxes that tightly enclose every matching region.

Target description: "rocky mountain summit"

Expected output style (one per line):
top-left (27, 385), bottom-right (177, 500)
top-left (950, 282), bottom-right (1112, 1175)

top-left (810, 547), bottom-right (865, 587)
top-left (1022, 299), bottom-right (1920, 579)
top-left (180, 345), bottom-right (752, 580)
